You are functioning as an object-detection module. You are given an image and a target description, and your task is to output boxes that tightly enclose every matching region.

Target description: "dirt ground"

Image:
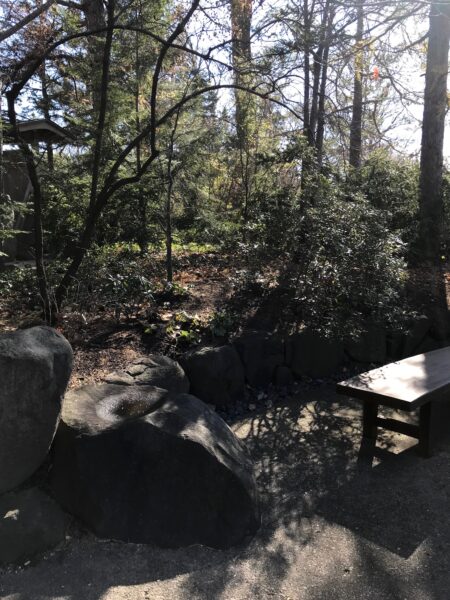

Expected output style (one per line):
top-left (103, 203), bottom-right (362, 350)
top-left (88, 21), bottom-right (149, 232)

top-left (2, 384), bottom-right (450, 600)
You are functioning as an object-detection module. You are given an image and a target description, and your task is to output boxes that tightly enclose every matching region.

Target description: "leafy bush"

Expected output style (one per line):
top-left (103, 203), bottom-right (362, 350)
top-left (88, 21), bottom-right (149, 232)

top-left (208, 310), bottom-right (237, 338)
top-left (165, 311), bottom-right (202, 346)
top-left (0, 264), bottom-right (40, 307)
top-left (73, 245), bottom-right (154, 317)
top-left (358, 151), bottom-right (419, 243)
top-left (288, 193), bottom-right (409, 337)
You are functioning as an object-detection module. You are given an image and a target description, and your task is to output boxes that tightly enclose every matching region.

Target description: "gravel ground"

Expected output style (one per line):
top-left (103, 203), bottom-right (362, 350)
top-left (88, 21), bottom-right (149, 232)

top-left (2, 384), bottom-right (450, 600)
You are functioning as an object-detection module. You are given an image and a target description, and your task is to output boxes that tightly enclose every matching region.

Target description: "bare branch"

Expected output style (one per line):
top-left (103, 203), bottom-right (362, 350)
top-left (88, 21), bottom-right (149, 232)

top-left (0, 0), bottom-right (56, 43)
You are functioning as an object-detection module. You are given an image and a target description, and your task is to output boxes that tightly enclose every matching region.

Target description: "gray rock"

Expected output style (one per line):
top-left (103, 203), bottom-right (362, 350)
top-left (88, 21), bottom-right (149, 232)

top-left (413, 334), bottom-right (442, 356)
top-left (50, 384), bottom-right (260, 549)
top-left (345, 323), bottom-right (387, 364)
top-left (234, 331), bottom-right (284, 388)
top-left (181, 345), bottom-right (245, 407)
top-left (403, 316), bottom-right (431, 358)
top-left (0, 488), bottom-right (69, 564)
top-left (0, 326), bottom-right (73, 494)
top-left (104, 354), bottom-right (189, 393)
top-left (286, 330), bottom-right (344, 378)
top-left (275, 365), bottom-right (294, 387)
top-left (387, 331), bottom-right (405, 361)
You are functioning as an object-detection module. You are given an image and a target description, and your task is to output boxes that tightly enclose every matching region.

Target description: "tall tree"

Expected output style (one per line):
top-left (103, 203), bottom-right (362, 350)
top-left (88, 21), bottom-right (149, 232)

top-left (349, 0), bottom-right (364, 169)
top-left (418, 0), bottom-right (450, 261)
top-left (230, 0), bottom-right (253, 151)
top-left (81, 0), bottom-right (106, 113)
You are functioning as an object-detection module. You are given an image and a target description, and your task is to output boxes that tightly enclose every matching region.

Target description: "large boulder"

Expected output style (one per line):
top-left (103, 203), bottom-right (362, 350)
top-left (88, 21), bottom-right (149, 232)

top-left (0, 326), bottom-right (73, 494)
top-left (345, 323), bottom-right (387, 364)
top-left (286, 330), bottom-right (344, 378)
top-left (0, 487), bottom-right (69, 565)
top-left (403, 315), bottom-right (431, 358)
top-left (181, 345), bottom-right (245, 407)
top-left (103, 354), bottom-right (189, 393)
top-left (50, 384), bottom-right (260, 549)
top-left (234, 331), bottom-right (285, 388)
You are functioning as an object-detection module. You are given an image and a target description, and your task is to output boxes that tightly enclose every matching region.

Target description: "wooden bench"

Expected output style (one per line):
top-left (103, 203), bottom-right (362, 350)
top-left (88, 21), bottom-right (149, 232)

top-left (336, 347), bottom-right (450, 457)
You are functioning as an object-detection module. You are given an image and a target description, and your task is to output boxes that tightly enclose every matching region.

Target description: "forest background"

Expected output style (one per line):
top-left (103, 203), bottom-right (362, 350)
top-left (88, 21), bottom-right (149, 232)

top-left (0, 0), bottom-right (449, 350)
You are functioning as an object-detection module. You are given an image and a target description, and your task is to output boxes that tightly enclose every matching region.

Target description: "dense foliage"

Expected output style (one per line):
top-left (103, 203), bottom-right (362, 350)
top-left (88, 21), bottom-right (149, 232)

top-left (0, 0), bottom-right (448, 339)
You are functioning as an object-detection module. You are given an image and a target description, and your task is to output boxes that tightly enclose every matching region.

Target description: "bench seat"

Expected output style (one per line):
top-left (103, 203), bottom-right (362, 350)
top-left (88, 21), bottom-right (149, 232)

top-left (336, 347), bottom-right (450, 457)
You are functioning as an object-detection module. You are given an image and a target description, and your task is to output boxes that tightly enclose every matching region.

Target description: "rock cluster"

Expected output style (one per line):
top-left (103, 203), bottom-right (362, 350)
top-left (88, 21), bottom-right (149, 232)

top-left (0, 325), bottom-right (259, 562)
top-left (1, 315), bottom-right (438, 564)
top-left (0, 326), bottom-right (73, 564)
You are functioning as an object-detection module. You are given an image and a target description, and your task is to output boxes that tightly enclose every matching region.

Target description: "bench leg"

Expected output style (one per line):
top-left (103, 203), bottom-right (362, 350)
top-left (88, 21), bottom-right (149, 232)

top-left (418, 402), bottom-right (432, 458)
top-left (362, 401), bottom-right (379, 440)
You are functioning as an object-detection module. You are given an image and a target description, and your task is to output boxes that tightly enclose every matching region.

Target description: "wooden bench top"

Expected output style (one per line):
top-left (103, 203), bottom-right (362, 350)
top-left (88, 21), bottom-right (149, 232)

top-left (336, 346), bottom-right (450, 411)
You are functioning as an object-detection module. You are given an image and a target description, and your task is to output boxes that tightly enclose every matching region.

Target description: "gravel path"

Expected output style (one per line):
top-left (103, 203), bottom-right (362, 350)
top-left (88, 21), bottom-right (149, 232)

top-left (2, 384), bottom-right (450, 600)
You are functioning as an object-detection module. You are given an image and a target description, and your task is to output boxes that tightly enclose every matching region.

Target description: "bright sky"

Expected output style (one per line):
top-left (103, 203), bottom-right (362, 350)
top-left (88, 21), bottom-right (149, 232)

top-left (189, 0), bottom-right (449, 161)
top-left (3, 0), bottom-right (449, 161)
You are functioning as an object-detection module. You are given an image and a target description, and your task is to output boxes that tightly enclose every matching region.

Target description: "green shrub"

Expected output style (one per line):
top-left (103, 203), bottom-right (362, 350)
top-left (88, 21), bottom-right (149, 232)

top-left (288, 193), bottom-right (410, 337)
top-left (73, 245), bottom-right (154, 317)
top-left (358, 151), bottom-right (419, 243)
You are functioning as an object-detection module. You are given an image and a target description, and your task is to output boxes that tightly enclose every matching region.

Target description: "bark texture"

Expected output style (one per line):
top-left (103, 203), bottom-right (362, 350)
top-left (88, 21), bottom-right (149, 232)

top-left (418, 1), bottom-right (450, 261)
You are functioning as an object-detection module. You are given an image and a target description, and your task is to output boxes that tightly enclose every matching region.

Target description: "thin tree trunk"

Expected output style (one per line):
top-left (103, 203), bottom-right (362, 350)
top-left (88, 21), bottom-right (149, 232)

top-left (82, 0), bottom-right (106, 113)
top-left (418, 1), bottom-right (450, 262)
top-left (300, 0), bottom-right (314, 192)
top-left (6, 95), bottom-right (52, 321)
top-left (87, 0), bottom-right (114, 211)
top-left (302, 0), bottom-right (311, 144)
top-left (165, 158), bottom-right (173, 283)
top-left (40, 61), bottom-right (54, 170)
top-left (310, 1), bottom-right (330, 144)
top-left (134, 1), bottom-right (147, 255)
top-left (349, 0), bottom-right (364, 169)
top-left (165, 107), bottom-right (182, 283)
top-left (230, 0), bottom-right (253, 152)
top-left (316, 7), bottom-right (335, 167)
top-left (55, 0), bottom-right (114, 307)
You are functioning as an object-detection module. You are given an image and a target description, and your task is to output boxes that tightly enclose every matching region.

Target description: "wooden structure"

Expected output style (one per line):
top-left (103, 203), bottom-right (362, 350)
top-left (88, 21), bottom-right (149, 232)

top-left (336, 347), bottom-right (450, 457)
top-left (1, 119), bottom-right (70, 261)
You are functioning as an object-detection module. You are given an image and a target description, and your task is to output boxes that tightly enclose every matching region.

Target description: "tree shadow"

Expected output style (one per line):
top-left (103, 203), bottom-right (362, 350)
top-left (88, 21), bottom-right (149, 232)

top-left (180, 386), bottom-right (450, 599)
top-left (2, 385), bottom-right (450, 599)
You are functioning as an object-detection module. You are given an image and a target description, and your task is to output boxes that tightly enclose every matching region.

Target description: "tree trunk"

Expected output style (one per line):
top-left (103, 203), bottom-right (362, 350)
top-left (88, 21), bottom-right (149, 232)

top-left (165, 164), bottom-right (173, 283)
top-left (55, 0), bottom-right (114, 308)
top-left (6, 95), bottom-right (52, 321)
top-left (349, 0), bottom-right (364, 169)
top-left (82, 0), bottom-right (106, 113)
top-left (315, 6), bottom-right (334, 167)
top-left (309, 0), bottom-right (331, 145)
top-left (39, 61), bottom-right (54, 170)
top-left (302, 0), bottom-right (312, 146)
top-left (134, 1), bottom-right (147, 255)
top-left (230, 0), bottom-right (253, 151)
top-left (418, 1), bottom-right (450, 262)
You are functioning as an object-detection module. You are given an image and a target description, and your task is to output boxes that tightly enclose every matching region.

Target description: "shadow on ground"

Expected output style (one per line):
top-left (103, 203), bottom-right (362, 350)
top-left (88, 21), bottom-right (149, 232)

top-left (2, 385), bottom-right (450, 599)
